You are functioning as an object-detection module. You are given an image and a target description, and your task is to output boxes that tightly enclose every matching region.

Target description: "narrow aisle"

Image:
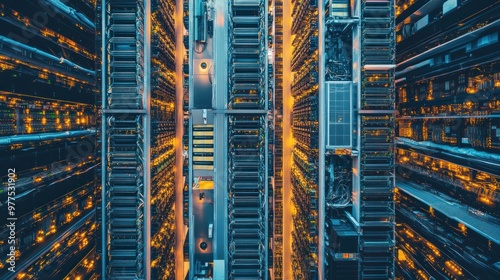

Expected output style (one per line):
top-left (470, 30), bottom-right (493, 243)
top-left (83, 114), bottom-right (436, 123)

top-left (282, 0), bottom-right (293, 278)
top-left (174, 0), bottom-right (187, 278)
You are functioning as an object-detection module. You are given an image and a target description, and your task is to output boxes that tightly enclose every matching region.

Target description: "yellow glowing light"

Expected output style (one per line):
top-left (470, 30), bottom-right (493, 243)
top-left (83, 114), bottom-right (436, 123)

top-left (36, 230), bottom-right (45, 243)
top-left (479, 196), bottom-right (493, 205)
top-left (466, 87), bottom-right (478, 94)
top-left (445, 260), bottom-right (463, 275)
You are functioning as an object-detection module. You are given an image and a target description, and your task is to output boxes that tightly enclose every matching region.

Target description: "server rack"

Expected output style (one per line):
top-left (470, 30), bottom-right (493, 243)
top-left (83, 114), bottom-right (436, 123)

top-left (291, 0), bottom-right (395, 279)
top-left (358, 1), bottom-right (396, 278)
top-left (227, 0), bottom-right (269, 278)
top-left (149, 1), bottom-right (177, 278)
top-left (395, 0), bottom-right (500, 278)
top-left (0, 0), bottom-right (99, 278)
top-left (290, 0), bottom-right (320, 278)
top-left (101, 0), bottom-right (150, 278)
top-left (272, 0), bottom-right (285, 278)
top-left (101, 0), bottom-right (177, 278)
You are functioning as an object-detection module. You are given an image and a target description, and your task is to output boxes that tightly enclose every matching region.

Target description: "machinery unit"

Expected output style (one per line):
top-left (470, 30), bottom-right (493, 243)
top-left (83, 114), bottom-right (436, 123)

top-left (290, 0), bottom-right (396, 279)
top-left (185, 0), bottom-right (270, 279)
top-left (325, 217), bottom-right (359, 279)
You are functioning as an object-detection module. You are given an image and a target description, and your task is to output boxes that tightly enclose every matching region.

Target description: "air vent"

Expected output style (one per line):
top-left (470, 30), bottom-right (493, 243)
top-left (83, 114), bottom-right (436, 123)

top-left (327, 81), bottom-right (353, 149)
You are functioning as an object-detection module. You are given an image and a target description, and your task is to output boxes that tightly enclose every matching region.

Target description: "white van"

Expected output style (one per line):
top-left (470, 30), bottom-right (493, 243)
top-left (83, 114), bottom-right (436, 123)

top-left (208, 224), bottom-right (213, 238)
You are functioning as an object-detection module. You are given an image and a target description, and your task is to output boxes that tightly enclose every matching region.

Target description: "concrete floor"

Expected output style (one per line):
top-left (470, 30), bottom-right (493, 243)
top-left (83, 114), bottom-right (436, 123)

top-left (192, 188), bottom-right (214, 263)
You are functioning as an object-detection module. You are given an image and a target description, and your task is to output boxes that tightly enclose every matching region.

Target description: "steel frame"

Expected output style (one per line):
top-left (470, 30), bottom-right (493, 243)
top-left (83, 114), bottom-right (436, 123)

top-left (101, 0), bottom-right (151, 279)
